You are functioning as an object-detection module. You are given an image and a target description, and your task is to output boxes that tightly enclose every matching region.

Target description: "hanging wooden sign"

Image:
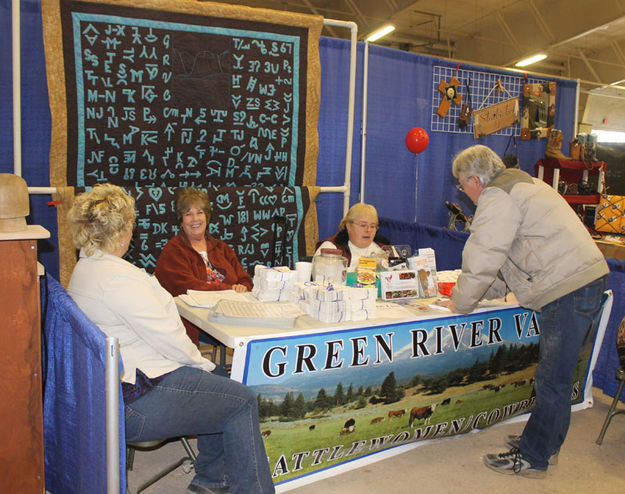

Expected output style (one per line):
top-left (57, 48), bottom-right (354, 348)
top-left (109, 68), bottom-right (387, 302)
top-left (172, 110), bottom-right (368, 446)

top-left (473, 97), bottom-right (519, 139)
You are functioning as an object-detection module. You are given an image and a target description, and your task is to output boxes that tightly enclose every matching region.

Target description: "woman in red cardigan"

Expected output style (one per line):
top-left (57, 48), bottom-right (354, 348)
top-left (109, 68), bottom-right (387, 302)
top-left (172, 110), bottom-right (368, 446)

top-left (155, 187), bottom-right (252, 344)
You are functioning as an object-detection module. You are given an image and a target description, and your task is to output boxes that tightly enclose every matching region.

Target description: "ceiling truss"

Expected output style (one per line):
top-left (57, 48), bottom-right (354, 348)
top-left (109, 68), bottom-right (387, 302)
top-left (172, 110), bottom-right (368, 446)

top-left (203, 0), bottom-right (625, 124)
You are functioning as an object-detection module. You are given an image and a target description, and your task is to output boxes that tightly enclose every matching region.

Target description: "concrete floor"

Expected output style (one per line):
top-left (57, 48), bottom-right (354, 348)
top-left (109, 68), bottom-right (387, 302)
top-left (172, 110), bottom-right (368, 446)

top-left (126, 388), bottom-right (624, 494)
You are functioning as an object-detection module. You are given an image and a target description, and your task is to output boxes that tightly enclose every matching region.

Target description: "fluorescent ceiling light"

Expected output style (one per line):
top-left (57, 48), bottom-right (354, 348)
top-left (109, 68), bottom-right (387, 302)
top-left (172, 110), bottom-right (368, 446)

top-left (366, 24), bottom-right (395, 42)
top-left (515, 53), bottom-right (547, 67)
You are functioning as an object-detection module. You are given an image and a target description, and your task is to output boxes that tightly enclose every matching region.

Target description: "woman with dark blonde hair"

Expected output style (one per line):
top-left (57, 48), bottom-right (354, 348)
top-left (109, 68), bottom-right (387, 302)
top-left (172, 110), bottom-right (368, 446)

top-left (67, 184), bottom-right (274, 494)
top-left (314, 202), bottom-right (390, 268)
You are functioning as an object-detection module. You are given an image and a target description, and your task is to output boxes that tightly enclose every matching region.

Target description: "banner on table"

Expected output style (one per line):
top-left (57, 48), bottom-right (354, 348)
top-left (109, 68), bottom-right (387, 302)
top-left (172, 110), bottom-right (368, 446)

top-left (239, 305), bottom-right (603, 486)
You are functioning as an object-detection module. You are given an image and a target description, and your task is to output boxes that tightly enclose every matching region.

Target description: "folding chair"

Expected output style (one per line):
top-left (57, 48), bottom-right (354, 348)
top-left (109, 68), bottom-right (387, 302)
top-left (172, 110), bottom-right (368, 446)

top-left (125, 437), bottom-right (197, 494)
top-left (596, 316), bottom-right (625, 444)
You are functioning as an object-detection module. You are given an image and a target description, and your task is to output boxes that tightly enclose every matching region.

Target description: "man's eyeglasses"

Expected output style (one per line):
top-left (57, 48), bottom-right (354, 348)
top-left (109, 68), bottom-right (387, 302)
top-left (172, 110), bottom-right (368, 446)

top-left (456, 176), bottom-right (474, 193)
top-left (352, 221), bottom-right (378, 229)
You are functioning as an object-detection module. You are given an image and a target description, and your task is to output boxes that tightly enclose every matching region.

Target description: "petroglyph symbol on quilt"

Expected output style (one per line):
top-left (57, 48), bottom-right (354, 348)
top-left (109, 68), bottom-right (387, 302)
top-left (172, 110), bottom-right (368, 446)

top-left (148, 187), bottom-right (162, 201)
top-left (215, 194), bottom-right (233, 209)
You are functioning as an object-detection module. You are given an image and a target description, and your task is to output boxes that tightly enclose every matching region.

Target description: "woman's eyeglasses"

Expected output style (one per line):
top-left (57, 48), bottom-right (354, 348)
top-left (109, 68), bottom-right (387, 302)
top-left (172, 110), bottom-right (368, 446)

top-left (352, 221), bottom-right (378, 229)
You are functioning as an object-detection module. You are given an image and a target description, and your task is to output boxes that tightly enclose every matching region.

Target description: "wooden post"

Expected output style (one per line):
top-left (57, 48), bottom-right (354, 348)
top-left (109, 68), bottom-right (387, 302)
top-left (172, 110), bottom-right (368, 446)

top-left (0, 225), bottom-right (49, 493)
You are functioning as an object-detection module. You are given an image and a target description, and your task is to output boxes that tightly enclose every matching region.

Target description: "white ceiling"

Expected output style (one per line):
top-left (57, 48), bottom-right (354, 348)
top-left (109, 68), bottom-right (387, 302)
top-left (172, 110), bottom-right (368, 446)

top-left (204, 0), bottom-right (625, 129)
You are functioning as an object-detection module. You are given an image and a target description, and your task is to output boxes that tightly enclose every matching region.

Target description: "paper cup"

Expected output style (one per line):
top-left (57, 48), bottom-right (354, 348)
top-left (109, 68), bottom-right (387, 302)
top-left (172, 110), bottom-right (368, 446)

top-left (295, 261), bottom-right (312, 282)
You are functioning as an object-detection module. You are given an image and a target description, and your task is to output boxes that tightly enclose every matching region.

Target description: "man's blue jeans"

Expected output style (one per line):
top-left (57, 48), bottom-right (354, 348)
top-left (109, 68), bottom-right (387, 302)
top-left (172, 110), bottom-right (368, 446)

top-left (519, 275), bottom-right (607, 470)
top-left (124, 366), bottom-right (275, 494)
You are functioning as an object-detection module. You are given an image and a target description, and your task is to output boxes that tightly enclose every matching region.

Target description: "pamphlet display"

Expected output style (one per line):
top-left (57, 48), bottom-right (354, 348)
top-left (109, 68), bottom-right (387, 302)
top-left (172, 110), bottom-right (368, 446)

top-left (378, 270), bottom-right (419, 300)
top-left (407, 248), bottom-right (438, 298)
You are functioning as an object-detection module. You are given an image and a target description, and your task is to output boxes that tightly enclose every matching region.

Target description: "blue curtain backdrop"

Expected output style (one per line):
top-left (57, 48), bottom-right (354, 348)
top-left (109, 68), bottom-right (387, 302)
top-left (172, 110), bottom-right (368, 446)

top-left (0, 1), bottom-right (578, 280)
top-left (2, 1), bottom-right (620, 409)
top-left (314, 38), bottom-right (578, 242)
top-left (42, 274), bottom-right (126, 494)
top-left (0, 0), bottom-right (57, 277)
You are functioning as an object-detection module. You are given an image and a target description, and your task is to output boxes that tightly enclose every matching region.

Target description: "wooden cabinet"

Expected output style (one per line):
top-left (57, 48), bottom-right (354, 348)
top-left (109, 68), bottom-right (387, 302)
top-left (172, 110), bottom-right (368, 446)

top-left (0, 226), bottom-right (49, 493)
top-left (535, 158), bottom-right (607, 208)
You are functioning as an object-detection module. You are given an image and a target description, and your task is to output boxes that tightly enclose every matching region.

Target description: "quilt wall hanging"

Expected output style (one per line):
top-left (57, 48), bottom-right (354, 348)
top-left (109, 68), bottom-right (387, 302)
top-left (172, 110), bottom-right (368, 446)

top-left (41, 0), bottom-right (323, 285)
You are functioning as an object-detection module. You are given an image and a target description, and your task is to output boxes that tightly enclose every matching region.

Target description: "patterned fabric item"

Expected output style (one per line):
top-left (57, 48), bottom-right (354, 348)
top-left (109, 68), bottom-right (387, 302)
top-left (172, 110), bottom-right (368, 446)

top-left (595, 195), bottom-right (625, 234)
top-left (617, 316), bottom-right (625, 368)
top-left (199, 251), bottom-right (226, 284)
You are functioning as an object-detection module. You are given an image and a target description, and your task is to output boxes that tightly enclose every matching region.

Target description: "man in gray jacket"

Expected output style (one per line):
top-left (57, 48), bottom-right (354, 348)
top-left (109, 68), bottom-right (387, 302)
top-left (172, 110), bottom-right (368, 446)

top-left (442, 145), bottom-right (608, 478)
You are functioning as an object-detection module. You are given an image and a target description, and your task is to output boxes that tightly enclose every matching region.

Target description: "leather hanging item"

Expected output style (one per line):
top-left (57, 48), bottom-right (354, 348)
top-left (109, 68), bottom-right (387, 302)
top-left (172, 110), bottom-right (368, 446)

top-left (458, 77), bottom-right (473, 129)
top-left (502, 134), bottom-right (519, 169)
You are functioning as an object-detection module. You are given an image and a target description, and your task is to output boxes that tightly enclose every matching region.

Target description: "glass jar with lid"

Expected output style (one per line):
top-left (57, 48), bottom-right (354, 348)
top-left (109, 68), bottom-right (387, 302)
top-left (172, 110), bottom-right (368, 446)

top-left (312, 248), bottom-right (348, 284)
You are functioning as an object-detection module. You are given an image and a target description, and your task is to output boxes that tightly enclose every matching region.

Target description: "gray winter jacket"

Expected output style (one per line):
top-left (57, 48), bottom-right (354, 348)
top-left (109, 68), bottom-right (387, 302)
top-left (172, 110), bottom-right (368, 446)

top-left (452, 169), bottom-right (608, 313)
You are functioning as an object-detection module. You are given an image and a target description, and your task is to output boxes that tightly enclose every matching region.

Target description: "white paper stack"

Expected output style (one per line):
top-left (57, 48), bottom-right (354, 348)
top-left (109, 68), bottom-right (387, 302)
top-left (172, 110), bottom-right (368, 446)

top-left (252, 265), bottom-right (298, 302)
top-left (293, 282), bottom-right (377, 323)
top-left (210, 299), bottom-right (302, 329)
top-left (181, 289), bottom-right (254, 308)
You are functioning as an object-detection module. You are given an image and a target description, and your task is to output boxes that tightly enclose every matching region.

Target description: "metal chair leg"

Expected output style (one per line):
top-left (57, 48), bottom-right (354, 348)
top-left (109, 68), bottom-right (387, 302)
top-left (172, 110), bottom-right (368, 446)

top-left (126, 447), bottom-right (136, 471)
top-left (181, 437), bottom-right (197, 462)
top-left (126, 438), bottom-right (197, 494)
top-left (596, 370), bottom-right (625, 445)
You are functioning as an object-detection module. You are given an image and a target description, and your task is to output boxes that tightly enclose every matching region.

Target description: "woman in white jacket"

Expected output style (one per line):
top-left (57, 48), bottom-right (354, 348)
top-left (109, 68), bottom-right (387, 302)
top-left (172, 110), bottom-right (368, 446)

top-left (67, 184), bottom-right (274, 494)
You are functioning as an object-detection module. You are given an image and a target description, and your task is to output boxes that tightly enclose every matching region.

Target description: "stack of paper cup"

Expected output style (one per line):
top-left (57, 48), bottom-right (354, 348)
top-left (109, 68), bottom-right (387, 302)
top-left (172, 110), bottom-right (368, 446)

top-left (295, 261), bottom-right (313, 282)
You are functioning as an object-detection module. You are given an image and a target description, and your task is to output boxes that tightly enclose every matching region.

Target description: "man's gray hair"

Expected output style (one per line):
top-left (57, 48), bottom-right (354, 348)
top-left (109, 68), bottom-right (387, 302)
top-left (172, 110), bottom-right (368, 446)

top-left (452, 145), bottom-right (505, 185)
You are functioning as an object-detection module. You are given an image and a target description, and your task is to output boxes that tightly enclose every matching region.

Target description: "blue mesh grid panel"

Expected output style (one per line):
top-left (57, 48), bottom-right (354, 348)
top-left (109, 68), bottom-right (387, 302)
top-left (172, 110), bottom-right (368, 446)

top-left (431, 65), bottom-right (545, 137)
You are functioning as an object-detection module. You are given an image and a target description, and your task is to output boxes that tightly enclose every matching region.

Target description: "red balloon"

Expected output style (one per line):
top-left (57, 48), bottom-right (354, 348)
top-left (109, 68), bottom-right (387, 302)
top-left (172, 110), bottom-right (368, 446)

top-left (405, 127), bottom-right (429, 154)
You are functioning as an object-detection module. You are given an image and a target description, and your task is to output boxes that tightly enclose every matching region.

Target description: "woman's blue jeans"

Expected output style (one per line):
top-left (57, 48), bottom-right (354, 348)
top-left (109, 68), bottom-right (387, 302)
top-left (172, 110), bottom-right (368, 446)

top-left (519, 275), bottom-right (607, 470)
top-left (124, 366), bottom-right (275, 493)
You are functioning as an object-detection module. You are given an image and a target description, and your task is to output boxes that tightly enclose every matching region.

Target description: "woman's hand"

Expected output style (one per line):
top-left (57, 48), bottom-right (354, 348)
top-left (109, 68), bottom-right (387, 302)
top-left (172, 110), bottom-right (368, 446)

top-left (232, 284), bottom-right (248, 293)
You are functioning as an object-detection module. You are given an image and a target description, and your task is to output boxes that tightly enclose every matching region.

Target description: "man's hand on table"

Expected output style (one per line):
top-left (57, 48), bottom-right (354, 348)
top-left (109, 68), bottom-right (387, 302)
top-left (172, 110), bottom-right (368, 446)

top-left (436, 299), bottom-right (456, 312)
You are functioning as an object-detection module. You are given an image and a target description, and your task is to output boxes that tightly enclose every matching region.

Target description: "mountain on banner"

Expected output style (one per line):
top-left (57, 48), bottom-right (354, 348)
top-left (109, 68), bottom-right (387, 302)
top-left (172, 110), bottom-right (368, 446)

top-left (250, 340), bottom-right (535, 402)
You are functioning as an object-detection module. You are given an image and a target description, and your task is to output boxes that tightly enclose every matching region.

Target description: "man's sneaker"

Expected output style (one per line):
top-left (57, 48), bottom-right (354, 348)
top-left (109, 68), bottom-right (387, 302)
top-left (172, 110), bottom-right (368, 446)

top-left (482, 447), bottom-right (547, 479)
top-left (505, 434), bottom-right (559, 465)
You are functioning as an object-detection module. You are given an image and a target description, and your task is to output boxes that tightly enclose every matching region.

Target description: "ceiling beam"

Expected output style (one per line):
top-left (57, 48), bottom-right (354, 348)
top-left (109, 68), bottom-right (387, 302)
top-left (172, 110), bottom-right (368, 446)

top-left (343, 0), bottom-right (369, 29)
top-left (299, 0), bottom-right (340, 37)
top-left (494, 11), bottom-right (522, 55)
top-left (387, 0), bottom-right (399, 9)
top-left (549, 14), bottom-right (625, 50)
top-left (578, 48), bottom-right (602, 82)
top-left (611, 39), bottom-right (625, 65)
top-left (527, 0), bottom-right (556, 44)
top-left (500, 13), bottom-right (625, 74)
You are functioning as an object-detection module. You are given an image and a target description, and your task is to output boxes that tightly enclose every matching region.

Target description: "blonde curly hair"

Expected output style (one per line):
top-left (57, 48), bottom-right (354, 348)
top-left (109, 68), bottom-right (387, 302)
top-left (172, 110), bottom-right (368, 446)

top-left (67, 184), bottom-right (136, 256)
